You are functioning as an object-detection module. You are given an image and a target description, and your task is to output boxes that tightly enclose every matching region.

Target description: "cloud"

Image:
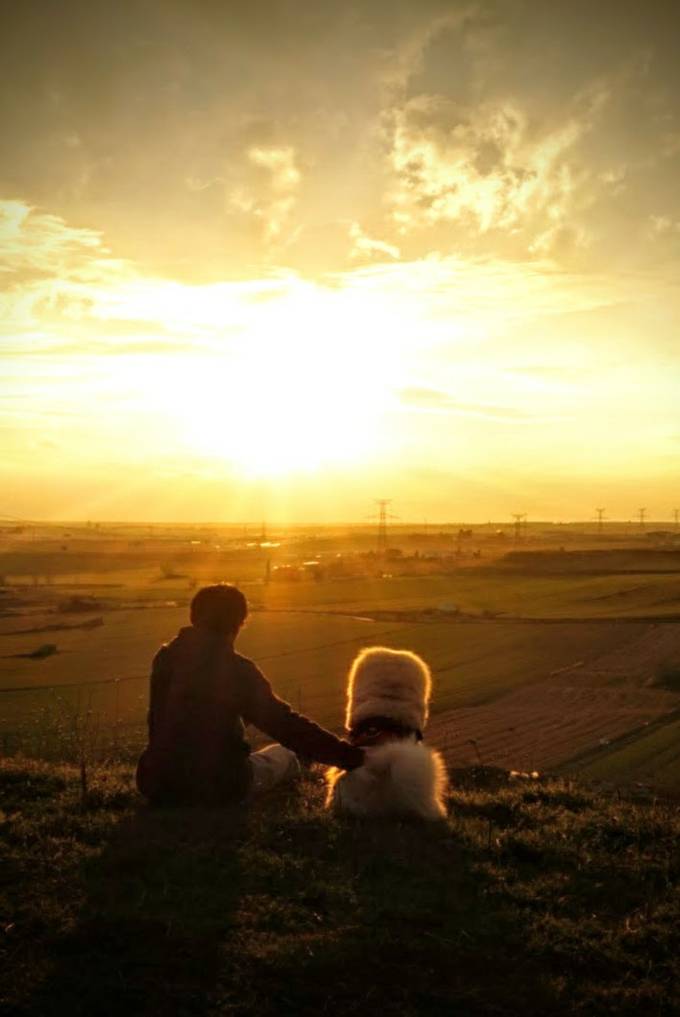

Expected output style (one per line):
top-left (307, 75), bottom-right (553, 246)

top-left (0, 200), bottom-right (131, 327)
top-left (649, 214), bottom-right (680, 237)
top-left (505, 365), bottom-right (599, 383)
top-left (227, 145), bottom-right (301, 243)
top-left (376, 6), bottom-right (473, 93)
top-left (1, 3), bottom-right (680, 281)
top-left (185, 175), bottom-right (223, 193)
top-left (248, 146), bottom-right (301, 191)
top-left (0, 199), bottom-right (300, 337)
top-left (348, 221), bottom-right (400, 261)
top-left (0, 199), bottom-right (113, 277)
top-left (385, 91), bottom-right (604, 256)
top-left (0, 196), bottom-right (670, 377)
top-left (397, 386), bottom-right (537, 421)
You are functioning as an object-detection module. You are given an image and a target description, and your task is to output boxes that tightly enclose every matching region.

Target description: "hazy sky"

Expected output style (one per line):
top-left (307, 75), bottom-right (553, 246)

top-left (2, 0), bottom-right (679, 522)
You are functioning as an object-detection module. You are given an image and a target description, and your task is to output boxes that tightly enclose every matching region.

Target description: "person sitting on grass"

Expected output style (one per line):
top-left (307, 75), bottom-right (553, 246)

top-left (136, 583), bottom-right (364, 806)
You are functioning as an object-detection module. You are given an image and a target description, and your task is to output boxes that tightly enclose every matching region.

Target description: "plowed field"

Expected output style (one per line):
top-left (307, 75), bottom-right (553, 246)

top-left (429, 622), bottom-right (680, 784)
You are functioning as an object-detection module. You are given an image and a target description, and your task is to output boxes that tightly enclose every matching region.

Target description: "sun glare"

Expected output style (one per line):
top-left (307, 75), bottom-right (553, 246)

top-left (184, 349), bottom-right (381, 477)
top-left (141, 286), bottom-right (403, 477)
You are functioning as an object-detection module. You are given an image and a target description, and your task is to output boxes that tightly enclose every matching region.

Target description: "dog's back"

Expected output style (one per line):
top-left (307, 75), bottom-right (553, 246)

top-left (326, 740), bottom-right (448, 819)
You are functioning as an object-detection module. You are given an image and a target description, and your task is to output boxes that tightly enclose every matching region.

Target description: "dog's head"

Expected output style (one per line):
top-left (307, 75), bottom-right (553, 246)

top-left (345, 646), bottom-right (432, 734)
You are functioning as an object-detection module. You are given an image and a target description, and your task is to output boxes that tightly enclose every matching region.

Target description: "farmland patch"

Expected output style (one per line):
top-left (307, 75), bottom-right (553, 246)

top-left (429, 683), bottom-right (679, 776)
top-left (572, 715), bottom-right (680, 790)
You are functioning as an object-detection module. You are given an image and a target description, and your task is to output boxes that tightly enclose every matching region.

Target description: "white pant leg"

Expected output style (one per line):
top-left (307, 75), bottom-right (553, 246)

top-left (249, 743), bottom-right (300, 795)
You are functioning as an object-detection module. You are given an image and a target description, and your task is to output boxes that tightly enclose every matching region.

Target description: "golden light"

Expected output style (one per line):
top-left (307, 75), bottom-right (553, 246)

top-left (126, 281), bottom-right (411, 478)
top-left (180, 339), bottom-right (386, 477)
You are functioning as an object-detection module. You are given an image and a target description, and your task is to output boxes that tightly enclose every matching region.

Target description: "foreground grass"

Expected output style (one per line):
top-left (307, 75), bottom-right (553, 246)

top-left (1, 759), bottom-right (679, 1016)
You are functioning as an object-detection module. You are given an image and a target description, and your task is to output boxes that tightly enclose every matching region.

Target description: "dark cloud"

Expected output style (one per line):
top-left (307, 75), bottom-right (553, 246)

top-left (1, 1), bottom-right (680, 277)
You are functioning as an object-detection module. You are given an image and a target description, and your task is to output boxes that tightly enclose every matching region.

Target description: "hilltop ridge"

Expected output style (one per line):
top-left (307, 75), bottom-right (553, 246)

top-left (1, 757), bottom-right (679, 1016)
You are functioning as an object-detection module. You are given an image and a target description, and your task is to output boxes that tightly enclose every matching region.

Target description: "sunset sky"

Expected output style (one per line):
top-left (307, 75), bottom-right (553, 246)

top-left (2, 1), bottom-right (679, 523)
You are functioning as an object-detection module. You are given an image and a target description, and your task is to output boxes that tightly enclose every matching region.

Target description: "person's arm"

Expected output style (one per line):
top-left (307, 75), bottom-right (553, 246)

top-left (239, 661), bottom-right (364, 770)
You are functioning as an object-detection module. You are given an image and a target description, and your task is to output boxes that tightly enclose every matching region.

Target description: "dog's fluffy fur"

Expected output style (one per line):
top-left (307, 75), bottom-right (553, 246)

top-left (344, 646), bottom-right (432, 733)
top-left (326, 647), bottom-right (448, 820)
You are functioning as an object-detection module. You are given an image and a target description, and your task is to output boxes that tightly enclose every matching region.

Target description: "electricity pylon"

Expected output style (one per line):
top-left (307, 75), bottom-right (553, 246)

top-left (638, 508), bottom-right (646, 530)
top-left (372, 499), bottom-right (398, 554)
top-left (512, 513), bottom-right (527, 542)
top-left (596, 508), bottom-right (606, 534)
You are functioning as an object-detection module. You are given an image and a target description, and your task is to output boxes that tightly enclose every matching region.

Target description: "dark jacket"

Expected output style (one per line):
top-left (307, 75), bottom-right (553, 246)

top-left (136, 625), bottom-right (363, 805)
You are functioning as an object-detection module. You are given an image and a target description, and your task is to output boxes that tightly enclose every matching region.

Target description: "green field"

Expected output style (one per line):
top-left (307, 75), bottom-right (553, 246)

top-left (255, 569), bottom-right (680, 619)
top-left (2, 537), bottom-right (680, 788)
top-left (4, 540), bottom-right (680, 622)
top-left (1, 604), bottom-right (673, 781)
top-left (0, 604), bottom-right (640, 752)
top-left (574, 715), bottom-right (680, 789)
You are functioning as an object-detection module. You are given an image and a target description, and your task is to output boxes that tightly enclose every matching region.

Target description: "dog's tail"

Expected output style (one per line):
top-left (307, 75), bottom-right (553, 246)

top-left (362, 742), bottom-right (449, 820)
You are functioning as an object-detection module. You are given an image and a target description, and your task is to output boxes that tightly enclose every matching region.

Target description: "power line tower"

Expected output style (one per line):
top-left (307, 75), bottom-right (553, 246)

top-left (673, 508), bottom-right (679, 531)
top-left (512, 513), bottom-right (527, 543)
top-left (596, 507), bottom-right (606, 535)
top-left (372, 499), bottom-right (397, 554)
top-left (637, 507), bottom-right (646, 530)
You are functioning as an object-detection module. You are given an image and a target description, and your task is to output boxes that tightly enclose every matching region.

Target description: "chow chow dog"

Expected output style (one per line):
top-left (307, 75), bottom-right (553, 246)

top-left (325, 646), bottom-right (448, 820)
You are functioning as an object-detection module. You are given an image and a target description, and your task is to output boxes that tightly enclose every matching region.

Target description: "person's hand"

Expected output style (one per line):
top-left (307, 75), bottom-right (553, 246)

top-left (359, 745), bottom-right (390, 776)
top-left (344, 744), bottom-right (365, 771)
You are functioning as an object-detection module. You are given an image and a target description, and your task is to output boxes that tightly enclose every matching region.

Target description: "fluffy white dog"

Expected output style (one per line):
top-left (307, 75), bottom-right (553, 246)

top-left (325, 647), bottom-right (448, 820)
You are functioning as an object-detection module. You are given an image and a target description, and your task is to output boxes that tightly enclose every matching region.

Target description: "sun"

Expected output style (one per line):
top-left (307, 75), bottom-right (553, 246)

top-left (185, 350), bottom-right (380, 476)
top-left (128, 280), bottom-right (411, 478)
top-left (172, 308), bottom-right (395, 476)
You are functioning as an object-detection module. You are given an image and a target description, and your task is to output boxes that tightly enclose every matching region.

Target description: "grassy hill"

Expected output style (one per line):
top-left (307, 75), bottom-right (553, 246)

top-left (2, 757), bottom-right (679, 1016)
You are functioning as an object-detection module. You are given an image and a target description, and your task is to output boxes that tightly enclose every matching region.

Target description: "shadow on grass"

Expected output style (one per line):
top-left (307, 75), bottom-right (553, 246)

top-left (18, 774), bottom-right (558, 1017)
top-left (11, 764), bottom-right (677, 1016)
top-left (26, 800), bottom-right (249, 1017)
top-left (208, 814), bottom-right (553, 1017)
